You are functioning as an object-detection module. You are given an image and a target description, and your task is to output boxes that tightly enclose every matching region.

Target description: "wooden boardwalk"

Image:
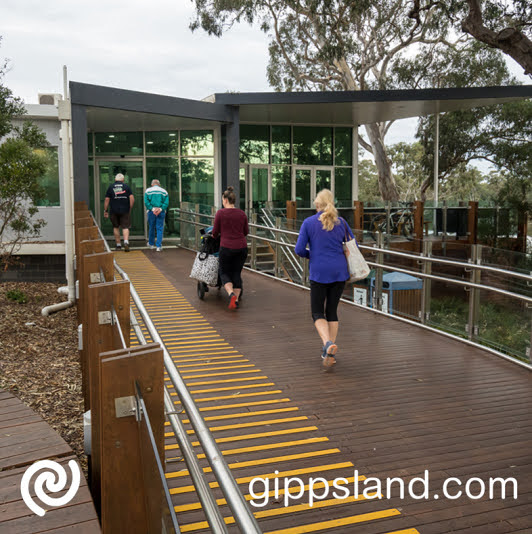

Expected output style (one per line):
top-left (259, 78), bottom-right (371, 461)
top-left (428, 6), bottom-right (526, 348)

top-left (117, 248), bottom-right (532, 534)
top-left (0, 390), bottom-right (100, 533)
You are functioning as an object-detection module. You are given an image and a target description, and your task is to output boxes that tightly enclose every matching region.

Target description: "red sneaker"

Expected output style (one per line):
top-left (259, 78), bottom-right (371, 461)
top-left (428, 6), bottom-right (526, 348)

top-left (228, 293), bottom-right (238, 310)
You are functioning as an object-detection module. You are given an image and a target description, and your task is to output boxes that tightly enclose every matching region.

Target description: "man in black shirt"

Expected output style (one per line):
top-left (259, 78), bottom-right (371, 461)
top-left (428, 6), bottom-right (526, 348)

top-left (103, 173), bottom-right (135, 251)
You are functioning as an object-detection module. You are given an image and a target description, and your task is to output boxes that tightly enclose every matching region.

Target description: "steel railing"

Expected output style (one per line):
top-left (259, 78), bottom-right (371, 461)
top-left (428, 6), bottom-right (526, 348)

top-left (174, 206), bottom-right (532, 370)
top-left (96, 222), bottom-right (262, 534)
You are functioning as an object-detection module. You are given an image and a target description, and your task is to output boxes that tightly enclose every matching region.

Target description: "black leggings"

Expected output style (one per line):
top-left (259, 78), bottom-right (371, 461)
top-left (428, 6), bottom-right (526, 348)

top-left (219, 247), bottom-right (248, 289)
top-left (310, 280), bottom-right (346, 322)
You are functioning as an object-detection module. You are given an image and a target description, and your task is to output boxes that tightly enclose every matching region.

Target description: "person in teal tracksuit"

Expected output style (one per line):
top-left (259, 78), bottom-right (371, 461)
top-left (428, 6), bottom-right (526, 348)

top-left (144, 179), bottom-right (169, 251)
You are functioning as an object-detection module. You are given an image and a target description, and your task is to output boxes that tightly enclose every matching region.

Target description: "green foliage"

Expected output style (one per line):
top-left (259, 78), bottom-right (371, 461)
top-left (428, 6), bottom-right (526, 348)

top-left (430, 295), bottom-right (530, 362)
top-left (0, 47), bottom-right (48, 269)
top-left (6, 289), bottom-right (27, 303)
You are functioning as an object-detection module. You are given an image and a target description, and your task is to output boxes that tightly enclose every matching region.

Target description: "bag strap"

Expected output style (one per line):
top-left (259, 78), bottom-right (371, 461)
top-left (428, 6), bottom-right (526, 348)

top-left (339, 217), bottom-right (350, 242)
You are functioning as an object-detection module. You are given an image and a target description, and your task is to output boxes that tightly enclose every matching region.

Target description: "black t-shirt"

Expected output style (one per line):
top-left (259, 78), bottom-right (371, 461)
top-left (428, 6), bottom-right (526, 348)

top-left (105, 181), bottom-right (133, 214)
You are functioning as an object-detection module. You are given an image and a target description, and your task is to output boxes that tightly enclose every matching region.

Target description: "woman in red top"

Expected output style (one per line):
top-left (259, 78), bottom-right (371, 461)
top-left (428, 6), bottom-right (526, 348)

top-left (212, 187), bottom-right (249, 309)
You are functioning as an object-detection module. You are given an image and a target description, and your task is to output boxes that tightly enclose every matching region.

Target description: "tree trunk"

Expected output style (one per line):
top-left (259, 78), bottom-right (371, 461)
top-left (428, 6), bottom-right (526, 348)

top-left (364, 123), bottom-right (400, 202)
top-left (462, 0), bottom-right (532, 76)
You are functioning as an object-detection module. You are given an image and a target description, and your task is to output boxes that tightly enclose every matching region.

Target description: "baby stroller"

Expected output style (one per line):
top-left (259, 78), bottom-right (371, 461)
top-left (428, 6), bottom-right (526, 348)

top-left (196, 226), bottom-right (221, 300)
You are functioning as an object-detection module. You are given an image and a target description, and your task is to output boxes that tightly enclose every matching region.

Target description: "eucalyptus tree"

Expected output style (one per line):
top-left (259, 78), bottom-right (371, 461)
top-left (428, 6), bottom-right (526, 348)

top-left (191, 0), bottom-right (461, 201)
top-left (410, 0), bottom-right (532, 77)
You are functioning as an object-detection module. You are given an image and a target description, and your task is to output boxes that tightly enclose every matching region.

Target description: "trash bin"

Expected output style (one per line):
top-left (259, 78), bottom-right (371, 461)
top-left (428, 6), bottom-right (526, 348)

top-left (370, 271), bottom-right (422, 319)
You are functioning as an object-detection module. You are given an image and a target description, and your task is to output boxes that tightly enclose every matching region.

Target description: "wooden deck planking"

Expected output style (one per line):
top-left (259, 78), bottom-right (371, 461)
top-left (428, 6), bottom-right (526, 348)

top-left (117, 248), bottom-right (532, 534)
top-left (0, 391), bottom-right (100, 533)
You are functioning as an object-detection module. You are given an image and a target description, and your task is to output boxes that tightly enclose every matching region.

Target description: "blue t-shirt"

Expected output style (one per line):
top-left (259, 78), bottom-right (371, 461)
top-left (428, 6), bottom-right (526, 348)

top-left (295, 214), bottom-right (355, 283)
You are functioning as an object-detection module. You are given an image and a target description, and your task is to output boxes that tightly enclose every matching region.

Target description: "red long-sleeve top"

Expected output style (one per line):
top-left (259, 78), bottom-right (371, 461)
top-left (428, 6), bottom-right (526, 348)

top-left (212, 208), bottom-right (249, 249)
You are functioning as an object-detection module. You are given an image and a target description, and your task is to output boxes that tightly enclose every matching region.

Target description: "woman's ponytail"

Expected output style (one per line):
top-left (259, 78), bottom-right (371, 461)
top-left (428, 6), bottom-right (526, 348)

top-left (314, 189), bottom-right (338, 231)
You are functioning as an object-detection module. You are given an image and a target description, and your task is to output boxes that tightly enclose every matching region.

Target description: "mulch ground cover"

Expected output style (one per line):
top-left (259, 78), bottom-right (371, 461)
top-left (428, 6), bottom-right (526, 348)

top-left (0, 282), bottom-right (86, 474)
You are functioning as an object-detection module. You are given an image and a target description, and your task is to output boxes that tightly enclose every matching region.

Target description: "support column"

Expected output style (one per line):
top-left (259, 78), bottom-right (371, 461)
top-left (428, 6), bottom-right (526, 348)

top-left (221, 106), bottom-right (240, 201)
top-left (71, 103), bottom-right (89, 203)
top-left (352, 125), bottom-right (359, 201)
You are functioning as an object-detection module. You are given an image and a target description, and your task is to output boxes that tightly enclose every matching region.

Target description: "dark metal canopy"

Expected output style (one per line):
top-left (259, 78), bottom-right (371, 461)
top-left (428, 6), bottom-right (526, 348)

top-left (212, 85), bottom-right (532, 125)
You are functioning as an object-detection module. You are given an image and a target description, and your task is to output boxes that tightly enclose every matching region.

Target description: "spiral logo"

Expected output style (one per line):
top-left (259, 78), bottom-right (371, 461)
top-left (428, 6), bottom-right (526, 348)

top-left (20, 460), bottom-right (81, 516)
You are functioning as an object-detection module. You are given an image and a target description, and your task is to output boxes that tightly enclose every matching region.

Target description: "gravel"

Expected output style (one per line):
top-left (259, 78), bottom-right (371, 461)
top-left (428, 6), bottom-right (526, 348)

top-left (0, 282), bottom-right (86, 474)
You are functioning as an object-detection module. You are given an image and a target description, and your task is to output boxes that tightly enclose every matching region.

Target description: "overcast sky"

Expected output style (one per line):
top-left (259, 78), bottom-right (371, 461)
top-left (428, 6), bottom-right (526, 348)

top-left (2, 0), bottom-right (528, 153)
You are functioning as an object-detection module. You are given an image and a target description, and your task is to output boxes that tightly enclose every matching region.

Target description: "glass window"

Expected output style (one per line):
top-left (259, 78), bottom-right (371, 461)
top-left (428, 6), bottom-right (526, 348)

top-left (272, 126), bottom-right (291, 164)
top-left (293, 127), bottom-right (332, 166)
top-left (240, 125), bottom-right (269, 164)
top-left (181, 158), bottom-right (214, 207)
top-left (335, 167), bottom-right (352, 208)
top-left (36, 147), bottom-right (60, 207)
top-left (88, 132), bottom-right (93, 156)
top-left (146, 131), bottom-right (179, 155)
top-left (88, 159), bottom-right (94, 214)
top-left (181, 131), bottom-right (214, 156)
top-left (335, 128), bottom-right (352, 166)
top-left (271, 166), bottom-right (291, 207)
top-left (146, 158), bottom-right (180, 237)
top-left (95, 132), bottom-right (143, 156)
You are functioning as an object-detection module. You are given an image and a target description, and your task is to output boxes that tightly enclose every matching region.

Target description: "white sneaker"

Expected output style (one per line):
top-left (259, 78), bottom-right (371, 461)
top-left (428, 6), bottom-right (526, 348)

top-left (156, 247), bottom-right (162, 252)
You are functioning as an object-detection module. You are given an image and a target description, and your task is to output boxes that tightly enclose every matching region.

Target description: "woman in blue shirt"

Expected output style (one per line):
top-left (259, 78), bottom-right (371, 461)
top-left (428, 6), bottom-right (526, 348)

top-left (295, 189), bottom-right (354, 369)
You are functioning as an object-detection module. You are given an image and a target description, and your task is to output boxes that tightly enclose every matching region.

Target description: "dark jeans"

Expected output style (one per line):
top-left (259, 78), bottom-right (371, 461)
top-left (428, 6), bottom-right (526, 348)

top-left (310, 280), bottom-right (346, 322)
top-left (219, 247), bottom-right (248, 289)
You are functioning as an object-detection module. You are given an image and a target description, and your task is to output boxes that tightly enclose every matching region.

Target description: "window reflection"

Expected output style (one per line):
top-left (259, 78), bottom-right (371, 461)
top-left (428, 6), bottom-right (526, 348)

top-left (146, 132), bottom-right (179, 155)
top-left (240, 125), bottom-right (269, 164)
top-left (95, 132), bottom-right (143, 156)
top-left (293, 127), bottom-right (333, 166)
top-left (36, 147), bottom-right (60, 207)
top-left (181, 131), bottom-right (214, 156)
top-left (181, 158), bottom-right (214, 207)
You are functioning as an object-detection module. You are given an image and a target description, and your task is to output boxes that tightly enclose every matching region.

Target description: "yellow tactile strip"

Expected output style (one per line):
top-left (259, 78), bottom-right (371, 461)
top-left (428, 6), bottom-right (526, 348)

top-left (116, 251), bottom-right (419, 534)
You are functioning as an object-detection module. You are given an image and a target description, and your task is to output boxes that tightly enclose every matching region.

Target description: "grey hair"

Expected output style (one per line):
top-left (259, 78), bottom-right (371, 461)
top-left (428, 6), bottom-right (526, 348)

top-left (151, 179), bottom-right (161, 186)
top-left (115, 173), bottom-right (125, 181)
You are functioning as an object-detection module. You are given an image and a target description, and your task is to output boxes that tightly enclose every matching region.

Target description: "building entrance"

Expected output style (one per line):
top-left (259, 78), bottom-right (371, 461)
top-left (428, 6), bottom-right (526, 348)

top-left (97, 160), bottom-right (144, 237)
top-left (293, 166), bottom-right (334, 208)
top-left (239, 164), bottom-right (270, 213)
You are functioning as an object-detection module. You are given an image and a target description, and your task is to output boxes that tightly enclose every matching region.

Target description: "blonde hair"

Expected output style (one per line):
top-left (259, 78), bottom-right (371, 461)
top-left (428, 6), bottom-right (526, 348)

top-left (314, 189), bottom-right (339, 231)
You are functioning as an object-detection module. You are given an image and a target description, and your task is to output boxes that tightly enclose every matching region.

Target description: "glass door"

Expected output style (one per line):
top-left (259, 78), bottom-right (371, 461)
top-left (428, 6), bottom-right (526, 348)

top-left (239, 166), bottom-right (247, 211)
top-left (97, 160), bottom-right (144, 237)
top-left (293, 166), bottom-right (312, 208)
top-left (250, 165), bottom-right (269, 211)
top-left (314, 167), bottom-right (334, 198)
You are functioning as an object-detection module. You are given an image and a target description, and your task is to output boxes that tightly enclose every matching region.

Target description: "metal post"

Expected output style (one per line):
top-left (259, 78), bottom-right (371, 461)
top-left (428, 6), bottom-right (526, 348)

top-left (195, 204), bottom-right (200, 250)
top-left (420, 240), bottom-right (432, 324)
top-left (275, 217), bottom-right (282, 277)
top-left (442, 200), bottom-right (447, 256)
top-left (467, 244), bottom-right (482, 340)
top-left (385, 201), bottom-right (391, 238)
top-left (373, 232), bottom-right (384, 310)
top-left (251, 213), bottom-right (257, 270)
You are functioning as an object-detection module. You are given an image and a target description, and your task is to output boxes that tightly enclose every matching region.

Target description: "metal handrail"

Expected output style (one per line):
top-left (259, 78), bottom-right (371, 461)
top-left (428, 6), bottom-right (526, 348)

top-left (95, 215), bottom-right (260, 533)
top-left (174, 208), bottom-right (532, 303)
top-left (114, 263), bottom-right (262, 534)
top-left (260, 208), bottom-right (302, 278)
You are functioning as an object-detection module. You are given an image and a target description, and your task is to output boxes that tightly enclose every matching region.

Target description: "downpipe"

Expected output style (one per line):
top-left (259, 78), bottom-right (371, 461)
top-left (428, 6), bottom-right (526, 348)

top-left (42, 67), bottom-right (76, 317)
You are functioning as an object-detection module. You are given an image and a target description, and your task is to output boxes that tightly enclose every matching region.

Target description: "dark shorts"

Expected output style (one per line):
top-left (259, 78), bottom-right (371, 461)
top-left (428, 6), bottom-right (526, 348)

top-left (310, 280), bottom-right (346, 322)
top-left (110, 212), bottom-right (130, 229)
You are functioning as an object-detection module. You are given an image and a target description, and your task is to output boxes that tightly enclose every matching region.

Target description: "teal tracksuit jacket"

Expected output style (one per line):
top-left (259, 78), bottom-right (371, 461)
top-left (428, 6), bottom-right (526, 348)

top-left (144, 185), bottom-right (169, 211)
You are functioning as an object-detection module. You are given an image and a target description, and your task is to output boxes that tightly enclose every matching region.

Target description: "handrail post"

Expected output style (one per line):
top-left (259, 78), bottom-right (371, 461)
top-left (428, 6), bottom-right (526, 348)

top-left (354, 200), bottom-right (364, 243)
top-left (303, 255), bottom-right (309, 286)
top-left (286, 200), bottom-right (296, 231)
top-left (413, 200), bottom-right (424, 252)
top-left (467, 244), bottom-right (482, 340)
top-left (373, 232), bottom-right (384, 310)
top-left (86, 279), bottom-right (130, 512)
top-left (251, 213), bottom-right (257, 270)
top-left (275, 217), bottom-right (282, 277)
top-left (195, 203), bottom-right (200, 250)
top-left (442, 201), bottom-right (448, 255)
top-left (420, 240), bottom-right (432, 324)
top-left (99, 344), bottom-right (164, 534)
top-left (468, 201), bottom-right (478, 245)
